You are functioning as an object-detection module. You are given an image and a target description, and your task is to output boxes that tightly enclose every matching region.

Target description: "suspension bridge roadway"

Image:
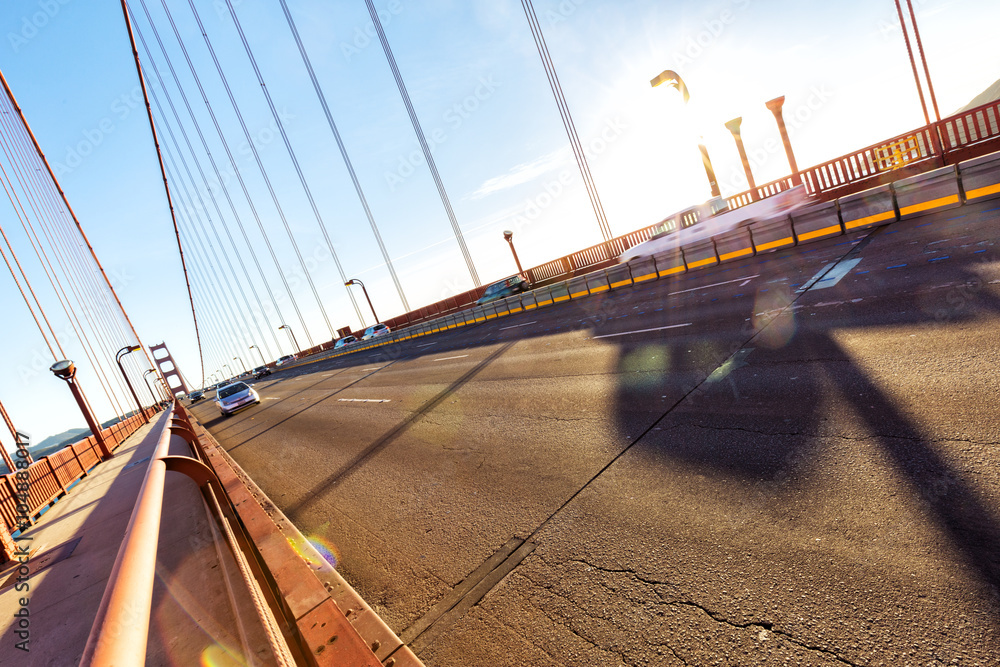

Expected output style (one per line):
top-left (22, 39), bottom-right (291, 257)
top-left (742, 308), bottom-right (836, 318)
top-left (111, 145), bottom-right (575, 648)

top-left (188, 198), bottom-right (1000, 666)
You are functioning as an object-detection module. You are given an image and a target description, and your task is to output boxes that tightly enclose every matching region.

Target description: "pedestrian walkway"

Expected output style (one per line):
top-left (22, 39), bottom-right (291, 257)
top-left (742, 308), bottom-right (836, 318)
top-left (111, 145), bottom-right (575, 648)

top-left (0, 409), bottom-right (275, 665)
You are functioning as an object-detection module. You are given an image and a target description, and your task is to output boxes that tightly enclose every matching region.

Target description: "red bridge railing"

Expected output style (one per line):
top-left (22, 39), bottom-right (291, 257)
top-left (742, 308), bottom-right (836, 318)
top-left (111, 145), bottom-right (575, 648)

top-left (287, 98), bottom-right (1000, 351)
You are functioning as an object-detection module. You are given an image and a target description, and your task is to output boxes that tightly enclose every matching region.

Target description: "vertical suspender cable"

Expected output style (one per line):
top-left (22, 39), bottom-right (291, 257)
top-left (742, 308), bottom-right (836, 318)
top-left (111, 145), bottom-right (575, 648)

top-left (129, 5), bottom-right (285, 358)
top-left (182, 0), bottom-right (326, 344)
top-left (222, 0), bottom-right (365, 328)
top-left (364, 0), bottom-right (481, 287)
top-left (276, 0), bottom-right (410, 312)
top-left (520, 0), bottom-right (613, 242)
top-left (118, 0), bottom-right (204, 386)
top-left (0, 68), bottom-right (160, 379)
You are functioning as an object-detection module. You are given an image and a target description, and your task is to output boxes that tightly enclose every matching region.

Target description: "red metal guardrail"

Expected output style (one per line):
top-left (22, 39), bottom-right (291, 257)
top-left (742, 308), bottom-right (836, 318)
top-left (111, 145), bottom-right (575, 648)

top-left (296, 98), bottom-right (1000, 348)
top-left (0, 406), bottom-right (159, 559)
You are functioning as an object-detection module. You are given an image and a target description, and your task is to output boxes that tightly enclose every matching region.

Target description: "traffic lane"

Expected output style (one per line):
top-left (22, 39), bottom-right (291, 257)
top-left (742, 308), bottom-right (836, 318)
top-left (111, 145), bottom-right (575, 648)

top-left (210, 312), bottom-right (772, 629)
top-left (448, 286), bottom-right (1000, 661)
top-left (191, 364), bottom-right (389, 436)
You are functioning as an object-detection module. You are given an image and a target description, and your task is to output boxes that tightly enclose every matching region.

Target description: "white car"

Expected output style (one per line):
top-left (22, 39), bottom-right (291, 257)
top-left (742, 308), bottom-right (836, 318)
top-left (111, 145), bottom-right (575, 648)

top-left (619, 186), bottom-right (808, 263)
top-left (215, 381), bottom-right (260, 417)
top-left (361, 323), bottom-right (391, 340)
top-left (275, 354), bottom-right (298, 366)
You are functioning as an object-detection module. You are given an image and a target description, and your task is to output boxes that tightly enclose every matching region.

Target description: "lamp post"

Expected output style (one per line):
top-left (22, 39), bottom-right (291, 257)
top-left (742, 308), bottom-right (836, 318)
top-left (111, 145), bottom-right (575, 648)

top-left (503, 230), bottom-right (525, 277)
top-left (116, 344), bottom-right (148, 422)
top-left (344, 279), bottom-right (378, 325)
top-left (250, 345), bottom-right (266, 367)
top-left (234, 356), bottom-right (247, 375)
top-left (278, 325), bottom-right (302, 355)
top-left (724, 117), bottom-right (759, 201)
top-left (650, 69), bottom-right (720, 198)
top-left (142, 369), bottom-right (160, 406)
top-left (765, 97), bottom-right (801, 186)
top-left (223, 364), bottom-right (233, 381)
top-left (50, 360), bottom-right (114, 460)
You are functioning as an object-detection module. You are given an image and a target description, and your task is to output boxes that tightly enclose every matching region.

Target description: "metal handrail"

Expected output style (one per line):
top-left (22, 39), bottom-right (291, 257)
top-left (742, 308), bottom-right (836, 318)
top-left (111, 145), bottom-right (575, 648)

top-left (80, 405), bottom-right (175, 665)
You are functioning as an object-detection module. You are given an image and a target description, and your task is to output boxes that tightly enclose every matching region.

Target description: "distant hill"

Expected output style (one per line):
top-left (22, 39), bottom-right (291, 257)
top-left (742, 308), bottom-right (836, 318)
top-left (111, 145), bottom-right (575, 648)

top-left (956, 78), bottom-right (1000, 114)
top-left (31, 426), bottom-right (91, 453)
top-left (1, 410), bottom-right (147, 474)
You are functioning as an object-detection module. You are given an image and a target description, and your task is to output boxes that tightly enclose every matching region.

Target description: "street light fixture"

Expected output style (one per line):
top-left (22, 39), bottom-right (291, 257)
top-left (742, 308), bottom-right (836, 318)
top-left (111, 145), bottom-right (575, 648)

top-left (50, 360), bottom-right (114, 460)
top-left (650, 69), bottom-right (720, 198)
top-left (116, 344), bottom-right (148, 423)
top-left (142, 369), bottom-right (161, 405)
top-left (502, 230), bottom-right (525, 277)
top-left (223, 364), bottom-right (233, 380)
top-left (278, 324), bottom-right (302, 354)
top-left (250, 345), bottom-right (266, 367)
top-left (344, 279), bottom-right (378, 325)
top-left (234, 356), bottom-right (247, 375)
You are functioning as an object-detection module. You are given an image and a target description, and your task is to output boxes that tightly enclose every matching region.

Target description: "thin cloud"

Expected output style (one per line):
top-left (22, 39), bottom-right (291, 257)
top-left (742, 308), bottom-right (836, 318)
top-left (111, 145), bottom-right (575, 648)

top-left (467, 147), bottom-right (572, 199)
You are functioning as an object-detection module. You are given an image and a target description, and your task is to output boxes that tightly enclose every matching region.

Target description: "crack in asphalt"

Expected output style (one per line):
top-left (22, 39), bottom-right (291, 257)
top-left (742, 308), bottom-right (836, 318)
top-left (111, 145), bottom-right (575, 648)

top-left (562, 558), bottom-right (865, 666)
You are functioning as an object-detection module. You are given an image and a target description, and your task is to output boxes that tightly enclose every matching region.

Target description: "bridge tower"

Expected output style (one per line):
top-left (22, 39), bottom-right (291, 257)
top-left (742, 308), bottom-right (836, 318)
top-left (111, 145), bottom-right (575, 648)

top-left (149, 342), bottom-right (191, 396)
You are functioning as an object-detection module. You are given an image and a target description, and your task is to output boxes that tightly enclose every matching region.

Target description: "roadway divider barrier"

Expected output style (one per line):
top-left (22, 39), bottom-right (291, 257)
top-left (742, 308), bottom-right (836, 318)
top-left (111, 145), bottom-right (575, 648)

top-left (838, 183), bottom-right (898, 232)
top-left (791, 200), bottom-right (843, 243)
top-left (549, 281), bottom-right (571, 303)
top-left (682, 238), bottom-right (719, 270)
top-left (749, 214), bottom-right (795, 253)
top-left (893, 165), bottom-right (962, 219)
top-left (959, 150), bottom-right (1000, 202)
top-left (605, 262), bottom-right (634, 289)
top-left (567, 276), bottom-right (591, 300)
top-left (503, 294), bottom-right (525, 315)
top-left (714, 227), bottom-right (755, 263)
top-left (652, 248), bottom-right (686, 278)
top-left (531, 285), bottom-right (556, 308)
top-left (486, 299), bottom-right (507, 319)
top-left (468, 306), bottom-right (488, 323)
top-left (628, 255), bottom-right (659, 283)
top-left (585, 269), bottom-right (612, 294)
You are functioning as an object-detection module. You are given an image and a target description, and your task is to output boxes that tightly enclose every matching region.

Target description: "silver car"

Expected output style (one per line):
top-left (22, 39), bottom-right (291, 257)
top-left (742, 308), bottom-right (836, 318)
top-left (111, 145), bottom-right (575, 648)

top-left (215, 381), bottom-right (260, 417)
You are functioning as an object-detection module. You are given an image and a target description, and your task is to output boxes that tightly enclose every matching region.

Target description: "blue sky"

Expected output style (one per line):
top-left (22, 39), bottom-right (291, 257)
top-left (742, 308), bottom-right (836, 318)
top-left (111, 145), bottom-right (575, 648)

top-left (1, 0), bottom-right (998, 447)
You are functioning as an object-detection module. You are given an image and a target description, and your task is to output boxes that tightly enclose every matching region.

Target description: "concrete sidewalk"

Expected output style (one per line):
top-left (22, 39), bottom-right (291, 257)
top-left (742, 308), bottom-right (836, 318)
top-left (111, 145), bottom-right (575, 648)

top-left (0, 409), bottom-right (276, 665)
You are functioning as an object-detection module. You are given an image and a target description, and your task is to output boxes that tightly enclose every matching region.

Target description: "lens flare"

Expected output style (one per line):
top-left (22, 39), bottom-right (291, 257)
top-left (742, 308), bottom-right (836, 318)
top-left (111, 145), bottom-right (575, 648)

top-left (200, 643), bottom-right (244, 667)
top-left (307, 534), bottom-right (342, 568)
top-left (286, 532), bottom-right (342, 569)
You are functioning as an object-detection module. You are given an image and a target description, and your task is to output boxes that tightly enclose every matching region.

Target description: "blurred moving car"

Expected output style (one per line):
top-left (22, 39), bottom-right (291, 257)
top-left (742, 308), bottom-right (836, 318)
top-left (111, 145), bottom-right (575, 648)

top-left (215, 381), bottom-right (260, 417)
top-left (252, 365), bottom-right (271, 379)
top-left (361, 324), bottom-right (391, 340)
top-left (618, 187), bottom-right (807, 263)
top-left (189, 390), bottom-right (205, 402)
top-left (334, 335), bottom-right (357, 349)
top-left (476, 274), bottom-right (530, 305)
top-left (275, 354), bottom-right (297, 366)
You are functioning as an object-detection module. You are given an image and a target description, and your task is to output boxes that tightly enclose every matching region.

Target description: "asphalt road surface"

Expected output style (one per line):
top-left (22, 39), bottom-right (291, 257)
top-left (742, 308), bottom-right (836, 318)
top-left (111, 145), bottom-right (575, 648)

top-left (190, 198), bottom-right (1000, 666)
